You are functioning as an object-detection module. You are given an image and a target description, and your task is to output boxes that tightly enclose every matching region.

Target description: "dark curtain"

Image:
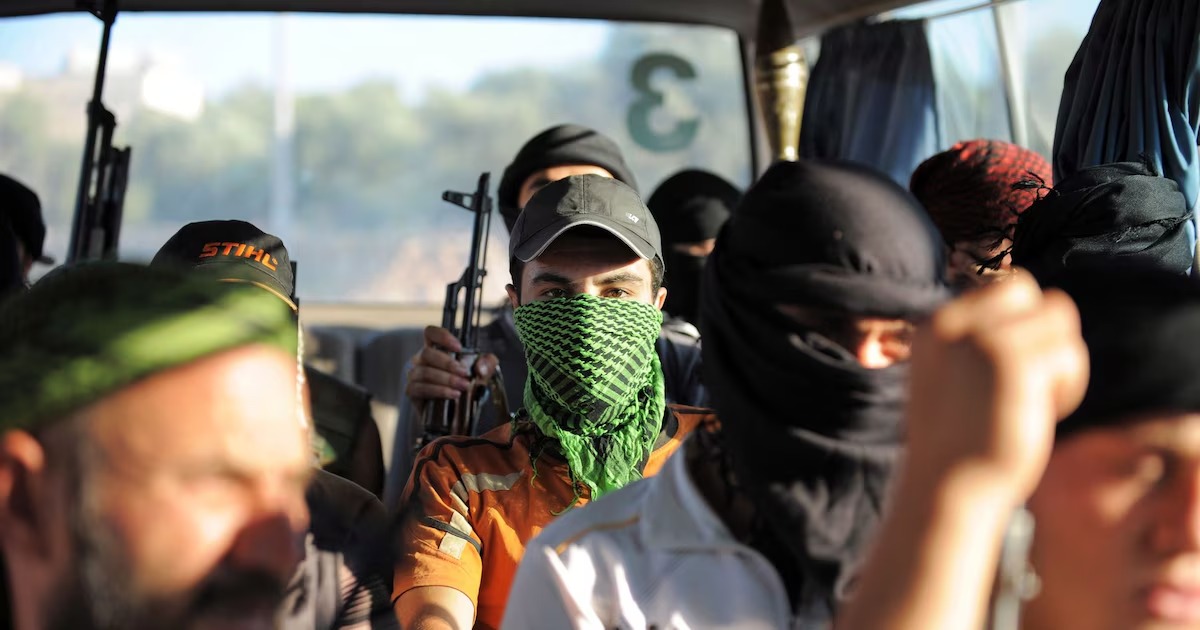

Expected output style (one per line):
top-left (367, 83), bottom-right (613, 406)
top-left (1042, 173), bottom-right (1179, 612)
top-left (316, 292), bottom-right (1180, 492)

top-left (799, 19), bottom-right (939, 185)
top-left (1053, 0), bottom-right (1200, 211)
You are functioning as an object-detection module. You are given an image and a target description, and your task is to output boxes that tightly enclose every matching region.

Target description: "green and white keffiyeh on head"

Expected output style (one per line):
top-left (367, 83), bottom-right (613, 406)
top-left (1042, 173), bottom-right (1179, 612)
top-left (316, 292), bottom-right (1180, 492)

top-left (0, 262), bottom-right (300, 431)
top-left (514, 294), bottom-right (665, 501)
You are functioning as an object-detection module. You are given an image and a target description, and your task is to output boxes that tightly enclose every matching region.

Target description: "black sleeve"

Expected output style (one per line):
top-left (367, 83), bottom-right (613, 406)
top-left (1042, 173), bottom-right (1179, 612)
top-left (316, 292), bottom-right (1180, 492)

top-left (306, 470), bottom-right (398, 629)
top-left (656, 330), bottom-right (709, 408)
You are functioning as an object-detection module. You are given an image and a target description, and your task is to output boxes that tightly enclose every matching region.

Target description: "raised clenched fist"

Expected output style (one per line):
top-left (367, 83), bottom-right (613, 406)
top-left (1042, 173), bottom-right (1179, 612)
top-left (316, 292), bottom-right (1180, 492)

top-left (904, 270), bottom-right (1090, 506)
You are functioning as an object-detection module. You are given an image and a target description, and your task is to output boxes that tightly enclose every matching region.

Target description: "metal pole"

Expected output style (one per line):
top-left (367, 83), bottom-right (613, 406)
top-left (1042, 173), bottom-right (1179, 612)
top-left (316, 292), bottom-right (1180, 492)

top-left (270, 12), bottom-right (295, 243)
top-left (739, 38), bottom-right (767, 177)
top-left (992, 1), bottom-right (1029, 148)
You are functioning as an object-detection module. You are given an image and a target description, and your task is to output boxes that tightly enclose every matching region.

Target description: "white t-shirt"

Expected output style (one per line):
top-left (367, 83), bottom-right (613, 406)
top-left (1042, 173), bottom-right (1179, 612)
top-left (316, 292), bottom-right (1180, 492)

top-left (502, 435), bottom-right (823, 629)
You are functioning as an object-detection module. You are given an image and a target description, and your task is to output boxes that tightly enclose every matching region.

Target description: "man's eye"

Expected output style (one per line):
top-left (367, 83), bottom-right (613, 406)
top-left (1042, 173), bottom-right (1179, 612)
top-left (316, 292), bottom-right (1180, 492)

top-left (181, 471), bottom-right (246, 501)
top-left (604, 288), bottom-right (631, 298)
top-left (880, 335), bottom-right (914, 362)
top-left (540, 288), bottom-right (567, 299)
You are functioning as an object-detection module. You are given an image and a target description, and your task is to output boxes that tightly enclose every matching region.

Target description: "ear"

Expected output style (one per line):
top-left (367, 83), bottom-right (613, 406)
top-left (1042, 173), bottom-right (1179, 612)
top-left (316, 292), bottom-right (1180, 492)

top-left (506, 284), bottom-right (521, 309)
top-left (0, 430), bottom-right (53, 558)
top-left (653, 287), bottom-right (668, 310)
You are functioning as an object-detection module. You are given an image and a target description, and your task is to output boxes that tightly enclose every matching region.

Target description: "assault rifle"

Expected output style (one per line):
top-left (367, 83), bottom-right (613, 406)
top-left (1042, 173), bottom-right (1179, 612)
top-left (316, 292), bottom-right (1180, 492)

top-left (67, 1), bottom-right (132, 263)
top-left (418, 173), bottom-right (508, 446)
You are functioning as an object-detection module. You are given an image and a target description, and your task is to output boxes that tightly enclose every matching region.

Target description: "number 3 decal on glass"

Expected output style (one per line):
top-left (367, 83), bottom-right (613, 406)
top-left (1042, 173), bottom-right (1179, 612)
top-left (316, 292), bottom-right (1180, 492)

top-left (628, 53), bottom-right (700, 152)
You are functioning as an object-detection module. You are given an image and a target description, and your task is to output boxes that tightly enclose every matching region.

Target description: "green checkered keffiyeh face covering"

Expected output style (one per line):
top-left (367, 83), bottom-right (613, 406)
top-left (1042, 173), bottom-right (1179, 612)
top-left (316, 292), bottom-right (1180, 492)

top-left (0, 262), bottom-right (300, 431)
top-left (514, 294), bottom-right (665, 502)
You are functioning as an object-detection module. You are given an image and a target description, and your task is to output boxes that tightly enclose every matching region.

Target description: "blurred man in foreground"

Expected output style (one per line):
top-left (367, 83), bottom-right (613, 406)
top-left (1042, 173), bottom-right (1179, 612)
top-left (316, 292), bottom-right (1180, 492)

top-left (0, 262), bottom-right (311, 630)
top-left (837, 265), bottom-right (1200, 630)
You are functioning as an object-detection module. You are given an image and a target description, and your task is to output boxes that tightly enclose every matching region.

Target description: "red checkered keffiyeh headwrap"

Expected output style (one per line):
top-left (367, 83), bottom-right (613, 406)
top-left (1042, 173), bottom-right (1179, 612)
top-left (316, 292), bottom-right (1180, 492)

top-left (910, 139), bottom-right (1052, 249)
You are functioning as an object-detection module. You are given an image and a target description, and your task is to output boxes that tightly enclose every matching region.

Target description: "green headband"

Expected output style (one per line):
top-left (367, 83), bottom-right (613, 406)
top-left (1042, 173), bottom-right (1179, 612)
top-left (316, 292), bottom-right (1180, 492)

top-left (0, 262), bottom-right (299, 430)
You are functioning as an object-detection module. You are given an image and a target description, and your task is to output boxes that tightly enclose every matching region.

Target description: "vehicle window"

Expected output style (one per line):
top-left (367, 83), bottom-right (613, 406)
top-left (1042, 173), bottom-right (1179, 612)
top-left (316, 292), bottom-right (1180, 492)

top-left (0, 14), bottom-right (98, 278)
top-left (0, 13), bottom-right (750, 303)
top-left (993, 0), bottom-right (1103, 158)
top-left (896, 0), bottom-right (1101, 159)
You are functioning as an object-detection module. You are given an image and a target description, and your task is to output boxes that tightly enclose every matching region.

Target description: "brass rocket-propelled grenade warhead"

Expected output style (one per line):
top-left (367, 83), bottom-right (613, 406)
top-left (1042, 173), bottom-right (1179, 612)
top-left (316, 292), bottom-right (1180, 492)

top-left (756, 45), bottom-right (807, 162)
top-left (754, 0), bottom-right (808, 162)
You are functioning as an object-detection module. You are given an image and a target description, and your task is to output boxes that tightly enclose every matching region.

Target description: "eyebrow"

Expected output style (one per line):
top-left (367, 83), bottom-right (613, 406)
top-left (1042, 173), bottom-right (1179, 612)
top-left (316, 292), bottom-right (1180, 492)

top-left (530, 271), bottom-right (572, 286)
top-left (596, 271), bottom-right (645, 286)
top-left (176, 458), bottom-right (315, 487)
top-left (528, 270), bottom-right (646, 288)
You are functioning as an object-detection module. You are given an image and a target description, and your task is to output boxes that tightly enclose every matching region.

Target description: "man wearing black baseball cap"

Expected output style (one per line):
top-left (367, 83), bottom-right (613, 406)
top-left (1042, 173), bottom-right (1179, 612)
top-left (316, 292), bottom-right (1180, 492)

top-left (392, 175), bottom-right (714, 630)
top-left (151, 220), bottom-right (398, 629)
top-left (401, 125), bottom-right (706, 457)
top-left (152, 219), bottom-right (297, 305)
top-left (0, 174), bottom-right (54, 283)
top-left (152, 220), bottom-right (384, 494)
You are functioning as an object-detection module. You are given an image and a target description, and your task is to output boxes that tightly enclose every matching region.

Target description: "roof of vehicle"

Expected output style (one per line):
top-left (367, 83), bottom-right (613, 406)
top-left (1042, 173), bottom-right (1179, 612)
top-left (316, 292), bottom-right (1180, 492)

top-left (0, 0), bottom-right (920, 40)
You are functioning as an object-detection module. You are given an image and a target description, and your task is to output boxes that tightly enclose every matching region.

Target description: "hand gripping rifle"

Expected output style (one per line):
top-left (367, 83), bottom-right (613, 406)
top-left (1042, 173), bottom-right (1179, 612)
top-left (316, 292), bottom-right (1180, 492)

top-left (418, 173), bottom-right (509, 446)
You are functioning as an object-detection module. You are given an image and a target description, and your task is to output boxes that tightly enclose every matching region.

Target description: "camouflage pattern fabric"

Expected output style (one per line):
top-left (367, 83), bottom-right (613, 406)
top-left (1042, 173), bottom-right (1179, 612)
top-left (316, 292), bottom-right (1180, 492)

top-left (513, 294), bottom-right (664, 502)
top-left (0, 262), bottom-right (298, 430)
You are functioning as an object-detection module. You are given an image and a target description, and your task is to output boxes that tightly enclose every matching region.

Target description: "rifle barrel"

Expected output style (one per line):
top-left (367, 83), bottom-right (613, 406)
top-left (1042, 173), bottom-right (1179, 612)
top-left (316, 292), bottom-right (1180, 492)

top-left (460, 172), bottom-right (491, 349)
top-left (67, 5), bottom-right (118, 263)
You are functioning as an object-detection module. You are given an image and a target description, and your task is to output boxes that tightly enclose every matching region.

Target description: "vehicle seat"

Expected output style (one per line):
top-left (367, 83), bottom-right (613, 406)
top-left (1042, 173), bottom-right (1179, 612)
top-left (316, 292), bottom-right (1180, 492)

top-left (358, 327), bottom-right (428, 504)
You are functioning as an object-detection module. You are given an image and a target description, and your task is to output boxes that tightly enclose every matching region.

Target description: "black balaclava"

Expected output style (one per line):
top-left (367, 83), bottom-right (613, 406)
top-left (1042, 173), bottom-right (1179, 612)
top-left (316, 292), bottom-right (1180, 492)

top-left (700, 160), bottom-right (948, 615)
top-left (647, 169), bottom-right (740, 324)
top-left (1047, 265), bottom-right (1200, 439)
top-left (1011, 161), bottom-right (1192, 283)
top-left (497, 124), bottom-right (638, 233)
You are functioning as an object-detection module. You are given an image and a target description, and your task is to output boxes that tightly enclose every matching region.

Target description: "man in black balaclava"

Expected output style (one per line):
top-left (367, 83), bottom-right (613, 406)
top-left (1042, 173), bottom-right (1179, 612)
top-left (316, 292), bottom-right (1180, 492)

top-left (505, 160), bottom-right (949, 629)
top-left (647, 169), bottom-right (740, 331)
top-left (396, 126), bottom-right (709, 506)
top-left (1011, 160), bottom-right (1193, 281)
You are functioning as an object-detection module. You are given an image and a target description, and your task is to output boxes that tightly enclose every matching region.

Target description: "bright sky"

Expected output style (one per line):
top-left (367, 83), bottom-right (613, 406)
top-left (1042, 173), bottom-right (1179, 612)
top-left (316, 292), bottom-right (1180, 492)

top-left (0, 13), bottom-right (610, 98)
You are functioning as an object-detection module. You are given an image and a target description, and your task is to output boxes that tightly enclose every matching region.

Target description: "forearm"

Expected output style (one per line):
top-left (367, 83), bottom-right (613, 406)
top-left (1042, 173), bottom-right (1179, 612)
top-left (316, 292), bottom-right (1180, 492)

top-left (836, 469), bottom-right (1015, 630)
top-left (395, 587), bottom-right (475, 630)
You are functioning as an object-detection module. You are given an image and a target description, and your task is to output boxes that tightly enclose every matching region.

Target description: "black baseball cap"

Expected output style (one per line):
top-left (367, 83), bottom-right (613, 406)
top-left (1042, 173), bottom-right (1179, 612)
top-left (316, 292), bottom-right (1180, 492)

top-left (510, 174), bottom-right (662, 265)
top-left (150, 220), bottom-right (296, 309)
top-left (0, 174), bottom-right (53, 265)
